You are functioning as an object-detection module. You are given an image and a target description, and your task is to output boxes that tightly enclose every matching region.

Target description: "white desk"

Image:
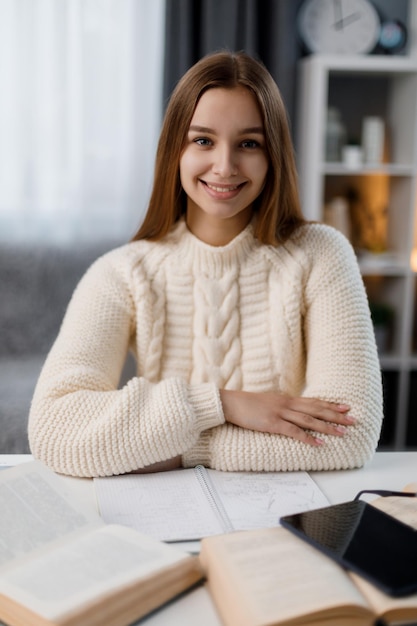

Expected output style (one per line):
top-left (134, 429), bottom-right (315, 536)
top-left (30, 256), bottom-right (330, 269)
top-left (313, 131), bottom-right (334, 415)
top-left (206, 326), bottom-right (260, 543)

top-left (3, 452), bottom-right (417, 626)
top-left (312, 451), bottom-right (417, 503)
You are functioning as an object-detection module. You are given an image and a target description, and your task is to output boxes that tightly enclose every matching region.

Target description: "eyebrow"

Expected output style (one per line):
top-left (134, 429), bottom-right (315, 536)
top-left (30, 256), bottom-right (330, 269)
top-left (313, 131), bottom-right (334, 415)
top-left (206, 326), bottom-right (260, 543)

top-left (189, 125), bottom-right (264, 135)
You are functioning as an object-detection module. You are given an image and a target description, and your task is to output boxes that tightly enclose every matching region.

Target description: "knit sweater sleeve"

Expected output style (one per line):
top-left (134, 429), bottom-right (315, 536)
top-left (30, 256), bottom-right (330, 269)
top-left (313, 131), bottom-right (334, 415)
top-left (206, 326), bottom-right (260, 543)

top-left (28, 250), bottom-right (224, 477)
top-left (182, 227), bottom-right (383, 472)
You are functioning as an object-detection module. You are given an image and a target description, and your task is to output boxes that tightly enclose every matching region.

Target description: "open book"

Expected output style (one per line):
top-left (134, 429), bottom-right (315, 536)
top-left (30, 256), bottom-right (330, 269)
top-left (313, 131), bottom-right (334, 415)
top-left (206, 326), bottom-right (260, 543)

top-left (0, 462), bottom-right (202, 626)
top-left (199, 492), bottom-right (417, 626)
top-left (94, 465), bottom-right (329, 542)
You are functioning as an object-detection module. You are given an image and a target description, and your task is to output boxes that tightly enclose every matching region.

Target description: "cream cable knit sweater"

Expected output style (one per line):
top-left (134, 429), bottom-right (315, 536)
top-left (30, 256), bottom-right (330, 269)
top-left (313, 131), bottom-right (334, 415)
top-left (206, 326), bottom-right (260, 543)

top-left (29, 220), bottom-right (383, 477)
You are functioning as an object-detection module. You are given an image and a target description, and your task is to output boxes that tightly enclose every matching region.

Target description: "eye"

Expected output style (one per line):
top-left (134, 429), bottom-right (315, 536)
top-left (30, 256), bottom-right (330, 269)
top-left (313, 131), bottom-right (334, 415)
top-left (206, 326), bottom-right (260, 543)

top-left (241, 139), bottom-right (261, 149)
top-left (193, 137), bottom-right (212, 147)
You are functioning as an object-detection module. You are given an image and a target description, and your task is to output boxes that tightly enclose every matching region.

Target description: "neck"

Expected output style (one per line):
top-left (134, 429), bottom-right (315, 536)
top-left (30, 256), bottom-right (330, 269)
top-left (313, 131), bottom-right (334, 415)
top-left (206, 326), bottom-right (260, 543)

top-left (185, 206), bottom-right (253, 246)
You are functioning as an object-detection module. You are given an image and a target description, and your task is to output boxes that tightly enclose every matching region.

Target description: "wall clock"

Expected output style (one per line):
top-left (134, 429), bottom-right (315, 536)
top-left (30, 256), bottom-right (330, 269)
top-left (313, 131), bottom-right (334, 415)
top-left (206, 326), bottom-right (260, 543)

top-left (297, 0), bottom-right (381, 54)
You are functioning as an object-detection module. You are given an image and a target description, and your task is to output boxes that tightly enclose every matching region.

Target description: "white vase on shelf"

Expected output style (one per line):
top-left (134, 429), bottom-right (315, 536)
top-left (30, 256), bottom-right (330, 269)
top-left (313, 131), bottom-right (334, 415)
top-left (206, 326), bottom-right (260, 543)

top-left (362, 116), bottom-right (385, 164)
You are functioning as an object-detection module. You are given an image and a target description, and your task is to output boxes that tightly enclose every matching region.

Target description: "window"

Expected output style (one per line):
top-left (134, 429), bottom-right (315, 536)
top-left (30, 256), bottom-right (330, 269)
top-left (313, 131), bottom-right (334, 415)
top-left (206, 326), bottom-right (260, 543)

top-left (0, 0), bottom-right (165, 243)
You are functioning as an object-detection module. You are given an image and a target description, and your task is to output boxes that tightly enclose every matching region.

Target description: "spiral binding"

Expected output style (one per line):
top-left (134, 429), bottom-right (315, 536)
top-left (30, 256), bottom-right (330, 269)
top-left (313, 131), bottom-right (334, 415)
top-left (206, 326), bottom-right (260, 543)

top-left (194, 465), bottom-right (234, 533)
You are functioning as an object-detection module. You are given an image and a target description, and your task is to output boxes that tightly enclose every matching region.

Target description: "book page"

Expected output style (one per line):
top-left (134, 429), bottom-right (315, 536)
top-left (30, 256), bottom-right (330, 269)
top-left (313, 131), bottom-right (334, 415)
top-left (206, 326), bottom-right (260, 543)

top-left (349, 572), bottom-right (417, 624)
top-left (0, 525), bottom-right (191, 623)
top-left (0, 462), bottom-right (100, 571)
top-left (95, 469), bottom-right (226, 541)
top-left (200, 527), bottom-right (371, 626)
top-left (206, 469), bottom-right (329, 530)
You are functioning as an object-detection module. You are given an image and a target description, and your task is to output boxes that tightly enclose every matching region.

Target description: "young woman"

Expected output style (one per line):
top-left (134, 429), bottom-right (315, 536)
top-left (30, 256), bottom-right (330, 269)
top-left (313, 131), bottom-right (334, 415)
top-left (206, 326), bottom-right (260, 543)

top-left (29, 51), bottom-right (383, 477)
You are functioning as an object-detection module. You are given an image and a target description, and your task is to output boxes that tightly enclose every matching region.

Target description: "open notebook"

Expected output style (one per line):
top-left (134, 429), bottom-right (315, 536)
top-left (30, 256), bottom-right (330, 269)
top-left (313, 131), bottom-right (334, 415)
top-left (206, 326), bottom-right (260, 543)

top-left (94, 466), bottom-right (329, 542)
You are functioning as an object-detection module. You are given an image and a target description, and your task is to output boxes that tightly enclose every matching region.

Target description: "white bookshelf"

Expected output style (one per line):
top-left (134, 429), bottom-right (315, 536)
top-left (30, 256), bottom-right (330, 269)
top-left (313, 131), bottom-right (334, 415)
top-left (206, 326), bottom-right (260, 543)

top-left (296, 54), bottom-right (417, 449)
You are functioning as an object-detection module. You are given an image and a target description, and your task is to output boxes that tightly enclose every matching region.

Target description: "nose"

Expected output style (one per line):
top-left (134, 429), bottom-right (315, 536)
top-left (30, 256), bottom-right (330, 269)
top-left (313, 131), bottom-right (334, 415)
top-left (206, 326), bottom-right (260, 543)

top-left (212, 145), bottom-right (238, 178)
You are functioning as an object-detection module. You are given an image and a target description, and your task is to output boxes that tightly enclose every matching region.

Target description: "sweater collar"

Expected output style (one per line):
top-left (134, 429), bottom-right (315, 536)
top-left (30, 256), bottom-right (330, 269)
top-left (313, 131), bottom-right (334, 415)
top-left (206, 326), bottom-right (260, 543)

top-left (171, 219), bottom-right (259, 276)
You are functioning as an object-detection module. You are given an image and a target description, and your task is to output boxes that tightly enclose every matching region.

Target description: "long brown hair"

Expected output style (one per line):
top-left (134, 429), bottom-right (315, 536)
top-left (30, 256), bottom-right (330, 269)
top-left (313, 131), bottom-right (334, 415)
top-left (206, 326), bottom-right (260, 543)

top-left (132, 50), bottom-right (305, 245)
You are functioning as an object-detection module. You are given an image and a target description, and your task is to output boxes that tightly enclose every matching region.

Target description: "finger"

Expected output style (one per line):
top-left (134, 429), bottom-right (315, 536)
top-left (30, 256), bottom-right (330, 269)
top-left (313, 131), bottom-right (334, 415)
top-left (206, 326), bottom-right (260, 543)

top-left (291, 398), bottom-right (356, 425)
top-left (295, 398), bottom-right (349, 415)
top-left (279, 408), bottom-right (349, 438)
top-left (277, 421), bottom-right (325, 447)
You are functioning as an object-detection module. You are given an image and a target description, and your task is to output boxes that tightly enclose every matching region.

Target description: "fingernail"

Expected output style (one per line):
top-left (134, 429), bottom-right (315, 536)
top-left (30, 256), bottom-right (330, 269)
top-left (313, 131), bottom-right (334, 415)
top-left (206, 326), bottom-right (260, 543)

top-left (314, 437), bottom-right (325, 445)
top-left (335, 425), bottom-right (347, 434)
top-left (337, 404), bottom-right (350, 411)
top-left (345, 415), bottom-right (357, 424)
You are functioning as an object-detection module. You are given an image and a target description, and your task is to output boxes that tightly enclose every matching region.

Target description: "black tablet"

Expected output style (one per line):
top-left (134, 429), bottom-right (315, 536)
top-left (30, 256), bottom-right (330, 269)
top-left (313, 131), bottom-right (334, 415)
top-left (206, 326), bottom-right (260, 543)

top-left (280, 499), bottom-right (417, 597)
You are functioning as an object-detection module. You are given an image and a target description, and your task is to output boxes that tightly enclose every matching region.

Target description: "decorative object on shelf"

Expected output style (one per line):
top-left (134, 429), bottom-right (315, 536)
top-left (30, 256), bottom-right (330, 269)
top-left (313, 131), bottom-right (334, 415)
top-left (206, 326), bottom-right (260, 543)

top-left (347, 186), bottom-right (388, 254)
top-left (297, 0), bottom-right (381, 54)
top-left (378, 19), bottom-right (407, 54)
top-left (325, 107), bottom-right (346, 161)
top-left (361, 116), bottom-right (385, 164)
top-left (323, 196), bottom-right (351, 240)
top-left (342, 142), bottom-right (363, 169)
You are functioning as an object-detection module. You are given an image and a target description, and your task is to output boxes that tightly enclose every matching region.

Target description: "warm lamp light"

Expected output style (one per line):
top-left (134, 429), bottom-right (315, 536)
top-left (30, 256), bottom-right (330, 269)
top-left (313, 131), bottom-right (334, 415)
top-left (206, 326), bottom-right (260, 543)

top-left (411, 248), bottom-right (417, 272)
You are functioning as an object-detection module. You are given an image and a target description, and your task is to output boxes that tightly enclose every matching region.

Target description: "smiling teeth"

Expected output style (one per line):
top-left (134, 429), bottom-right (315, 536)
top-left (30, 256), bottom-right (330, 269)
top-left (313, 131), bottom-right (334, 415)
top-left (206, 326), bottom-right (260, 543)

top-left (206, 183), bottom-right (239, 192)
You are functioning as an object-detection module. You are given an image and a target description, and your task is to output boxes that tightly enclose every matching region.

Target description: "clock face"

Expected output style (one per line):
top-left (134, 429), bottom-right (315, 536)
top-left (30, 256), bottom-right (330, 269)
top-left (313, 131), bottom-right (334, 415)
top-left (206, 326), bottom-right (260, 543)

top-left (298, 0), bottom-right (381, 54)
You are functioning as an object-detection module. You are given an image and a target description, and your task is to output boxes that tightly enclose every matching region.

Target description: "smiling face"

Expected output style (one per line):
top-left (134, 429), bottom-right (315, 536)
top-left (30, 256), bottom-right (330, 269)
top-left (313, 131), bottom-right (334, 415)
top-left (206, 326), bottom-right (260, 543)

top-left (180, 86), bottom-right (269, 245)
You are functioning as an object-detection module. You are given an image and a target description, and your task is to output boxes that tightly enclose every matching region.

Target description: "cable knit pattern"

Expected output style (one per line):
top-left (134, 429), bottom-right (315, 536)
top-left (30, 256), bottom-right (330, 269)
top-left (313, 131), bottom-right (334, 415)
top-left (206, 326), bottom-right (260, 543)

top-left (28, 220), bottom-right (383, 477)
top-left (192, 267), bottom-right (242, 388)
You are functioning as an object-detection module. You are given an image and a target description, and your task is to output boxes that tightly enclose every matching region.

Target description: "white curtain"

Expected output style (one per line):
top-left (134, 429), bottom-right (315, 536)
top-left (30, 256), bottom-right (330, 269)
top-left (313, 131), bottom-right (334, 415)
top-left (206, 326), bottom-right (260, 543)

top-left (0, 0), bottom-right (165, 244)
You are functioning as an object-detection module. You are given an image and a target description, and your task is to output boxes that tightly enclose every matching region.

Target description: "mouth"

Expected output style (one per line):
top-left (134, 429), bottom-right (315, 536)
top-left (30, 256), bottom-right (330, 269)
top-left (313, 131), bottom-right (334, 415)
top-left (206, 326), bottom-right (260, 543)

top-left (205, 182), bottom-right (240, 192)
top-left (201, 180), bottom-right (246, 197)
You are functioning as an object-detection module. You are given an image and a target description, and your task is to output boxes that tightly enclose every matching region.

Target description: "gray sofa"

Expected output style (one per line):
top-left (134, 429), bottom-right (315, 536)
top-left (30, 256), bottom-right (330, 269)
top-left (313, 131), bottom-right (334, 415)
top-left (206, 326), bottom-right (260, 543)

top-left (0, 241), bottom-right (121, 453)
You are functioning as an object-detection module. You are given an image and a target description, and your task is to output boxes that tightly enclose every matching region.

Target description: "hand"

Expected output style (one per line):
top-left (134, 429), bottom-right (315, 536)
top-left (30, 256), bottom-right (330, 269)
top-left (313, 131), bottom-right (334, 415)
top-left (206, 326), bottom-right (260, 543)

top-left (219, 389), bottom-right (356, 446)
